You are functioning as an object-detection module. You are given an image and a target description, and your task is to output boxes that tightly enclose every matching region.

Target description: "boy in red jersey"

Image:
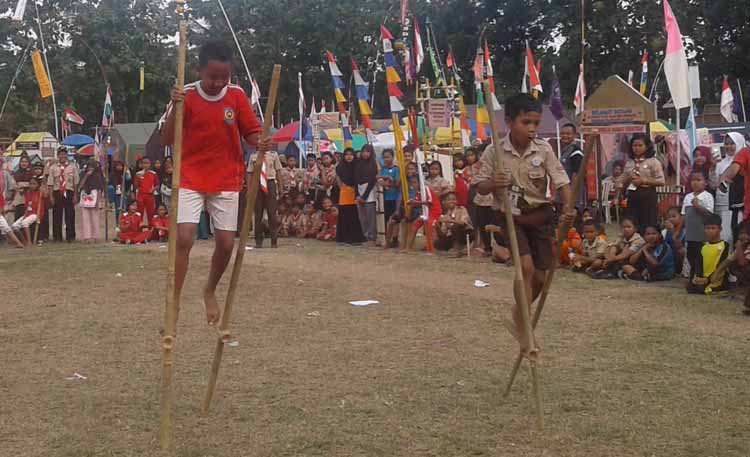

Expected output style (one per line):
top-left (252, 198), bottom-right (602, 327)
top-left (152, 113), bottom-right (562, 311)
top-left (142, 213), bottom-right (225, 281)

top-left (161, 41), bottom-right (269, 325)
top-left (134, 157), bottom-right (159, 221)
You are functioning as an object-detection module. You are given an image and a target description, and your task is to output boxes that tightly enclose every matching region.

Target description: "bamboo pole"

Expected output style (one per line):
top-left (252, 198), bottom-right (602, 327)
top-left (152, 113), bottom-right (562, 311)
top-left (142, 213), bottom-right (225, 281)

top-left (202, 64), bottom-right (283, 414)
top-left (481, 81), bottom-right (543, 430)
top-left (159, 0), bottom-right (188, 450)
top-left (502, 134), bottom-right (596, 398)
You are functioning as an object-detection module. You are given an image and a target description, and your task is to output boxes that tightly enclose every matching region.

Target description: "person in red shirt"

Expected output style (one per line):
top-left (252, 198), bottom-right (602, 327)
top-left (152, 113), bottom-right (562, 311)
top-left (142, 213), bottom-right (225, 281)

top-left (160, 41), bottom-right (270, 325)
top-left (151, 204), bottom-right (170, 242)
top-left (117, 200), bottom-right (151, 244)
top-left (10, 177), bottom-right (44, 246)
top-left (134, 157), bottom-right (159, 221)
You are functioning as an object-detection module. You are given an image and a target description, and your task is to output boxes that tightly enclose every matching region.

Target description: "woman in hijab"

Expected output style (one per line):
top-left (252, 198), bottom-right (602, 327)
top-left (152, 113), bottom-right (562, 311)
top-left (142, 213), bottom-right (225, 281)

top-left (335, 148), bottom-right (365, 244)
top-left (717, 133), bottom-right (747, 243)
top-left (354, 145), bottom-right (378, 245)
top-left (12, 155), bottom-right (33, 220)
top-left (78, 161), bottom-right (106, 243)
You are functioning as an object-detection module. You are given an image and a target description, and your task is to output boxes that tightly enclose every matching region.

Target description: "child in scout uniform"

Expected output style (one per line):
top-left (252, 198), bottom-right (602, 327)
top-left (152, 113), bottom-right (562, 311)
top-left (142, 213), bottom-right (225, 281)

top-left (473, 93), bottom-right (575, 356)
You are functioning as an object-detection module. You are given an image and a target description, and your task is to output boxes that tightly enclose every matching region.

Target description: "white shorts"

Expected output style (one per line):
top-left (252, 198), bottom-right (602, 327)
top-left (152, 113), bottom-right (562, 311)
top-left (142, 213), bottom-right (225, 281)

top-left (12, 214), bottom-right (37, 231)
top-left (177, 189), bottom-right (239, 232)
top-left (0, 215), bottom-right (11, 235)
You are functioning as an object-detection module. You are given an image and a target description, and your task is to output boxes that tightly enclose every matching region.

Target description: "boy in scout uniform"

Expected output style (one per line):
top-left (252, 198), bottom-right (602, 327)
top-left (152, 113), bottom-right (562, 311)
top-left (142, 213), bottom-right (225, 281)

top-left (474, 94), bottom-right (576, 355)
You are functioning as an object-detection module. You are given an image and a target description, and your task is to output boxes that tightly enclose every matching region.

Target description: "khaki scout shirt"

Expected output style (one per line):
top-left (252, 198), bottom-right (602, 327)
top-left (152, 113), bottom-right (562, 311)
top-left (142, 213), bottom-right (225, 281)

top-left (621, 157), bottom-right (665, 190)
top-left (47, 162), bottom-right (79, 193)
top-left (473, 136), bottom-right (570, 212)
top-left (250, 151), bottom-right (283, 180)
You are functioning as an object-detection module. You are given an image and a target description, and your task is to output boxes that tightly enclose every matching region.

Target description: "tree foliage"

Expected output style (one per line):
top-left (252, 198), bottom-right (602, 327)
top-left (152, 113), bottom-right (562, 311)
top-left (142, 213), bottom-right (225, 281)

top-left (0, 0), bottom-right (747, 137)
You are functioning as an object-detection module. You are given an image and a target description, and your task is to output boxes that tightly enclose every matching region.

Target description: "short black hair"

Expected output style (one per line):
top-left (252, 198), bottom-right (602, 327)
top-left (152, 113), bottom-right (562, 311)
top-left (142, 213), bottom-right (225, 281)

top-left (505, 93), bottom-right (542, 120)
top-left (561, 123), bottom-right (577, 133)
top-left (621, 216), bottom-right (638, 227)
top-left (382, 149), bottom-right (394, 157)
top-left (306, 153), bottom-right (316, 159)
top-left (199, 41), bottom-right (234, 67)
top-left (704, 213), bottom-right (722, 227)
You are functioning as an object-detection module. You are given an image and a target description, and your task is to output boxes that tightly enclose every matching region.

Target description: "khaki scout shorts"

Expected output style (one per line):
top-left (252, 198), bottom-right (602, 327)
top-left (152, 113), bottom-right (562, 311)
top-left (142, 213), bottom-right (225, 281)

top-left (496, 204), bottom-right (555, 270)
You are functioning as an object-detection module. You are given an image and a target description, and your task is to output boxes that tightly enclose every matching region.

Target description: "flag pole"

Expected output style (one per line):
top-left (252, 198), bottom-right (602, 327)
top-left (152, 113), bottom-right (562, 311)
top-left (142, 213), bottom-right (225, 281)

top-left (676, 108), bottom-right (681, 189)
top-left (738, 79), bottom-right (748, 123)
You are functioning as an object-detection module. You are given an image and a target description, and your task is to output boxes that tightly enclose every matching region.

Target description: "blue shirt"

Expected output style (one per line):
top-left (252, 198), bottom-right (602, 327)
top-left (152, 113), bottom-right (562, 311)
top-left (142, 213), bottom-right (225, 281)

top-left (379, 165), bottom-right (401, 201)
top-left (648, 241), bottom-right (675, 280)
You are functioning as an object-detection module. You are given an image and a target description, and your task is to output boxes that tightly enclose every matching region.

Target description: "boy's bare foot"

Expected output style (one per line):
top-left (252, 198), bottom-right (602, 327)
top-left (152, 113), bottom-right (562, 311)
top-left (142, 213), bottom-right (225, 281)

top-left (203, 287), bottom-right (221, 326)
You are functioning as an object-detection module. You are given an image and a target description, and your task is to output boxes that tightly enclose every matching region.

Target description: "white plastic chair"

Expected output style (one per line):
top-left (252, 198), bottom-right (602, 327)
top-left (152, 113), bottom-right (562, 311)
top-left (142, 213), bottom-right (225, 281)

top-left (601, 180), bottom-right (615, 224)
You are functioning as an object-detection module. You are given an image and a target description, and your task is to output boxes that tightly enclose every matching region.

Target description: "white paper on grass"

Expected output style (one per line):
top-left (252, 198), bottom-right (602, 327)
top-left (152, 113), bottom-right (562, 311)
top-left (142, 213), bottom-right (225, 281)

top-left (349, 300), bottom-right (380, 307)
top-left (474, 280), bottom-right (490, 288)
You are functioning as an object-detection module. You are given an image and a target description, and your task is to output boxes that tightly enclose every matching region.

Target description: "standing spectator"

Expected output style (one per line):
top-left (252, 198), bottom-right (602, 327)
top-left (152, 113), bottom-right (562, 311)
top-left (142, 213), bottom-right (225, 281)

top-left (12, 155), bottom-right (33, 220)
top-left (559, 123), bottom-right (585, 206)
top-left (303, 153), bottom-right (321, 205)
top-left (48, 148), bottom-right (79, 242)
top-left (133, 157), bottom-right (159, 221)
top-left (354, 145), bottom-right (378, 245)
top-left (78, 161), bottom-right (105, 243)
top-left (692, 146), bottom-right (717, 189)
top-left (716, 133), bottom-right (746, 244)
top-left (250, 147), bottom-right (283, 248)
top-left (425, 161), bottom-right (453, 198)
top-left (621, 134), bottom-right (665, 234)
top-left (320, 152), bottom-right (339, 205)
top-left (335, 148), bottom-right (365, 244)
top-left (377, 149), bottom-right (400, 225)
top-left (108, 160), bottom-right (131, 223)
top-left (279, 154), bottom-right (304, 199)
top-left (682, 172), bottom-right (714, 274)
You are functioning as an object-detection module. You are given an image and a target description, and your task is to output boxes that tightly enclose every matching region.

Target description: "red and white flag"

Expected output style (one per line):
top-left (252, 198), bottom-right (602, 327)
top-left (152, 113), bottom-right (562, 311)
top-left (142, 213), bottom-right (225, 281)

top-left (260, 162), bottom-right (268, 194)
top-left (721, 77), bottom-right (738, 123)
top-left (574, 67), bottom-right (586, 115)
top-left (414, 20), bottom-right (424, 74)
top-left (662, 0), bottom-right (691, 109)
top-left (64, 107), bottom-right (84, 125)
top-left (483, 39), bottom-right (501, 110)
top-left (522, 42), bottom-right (543, 94)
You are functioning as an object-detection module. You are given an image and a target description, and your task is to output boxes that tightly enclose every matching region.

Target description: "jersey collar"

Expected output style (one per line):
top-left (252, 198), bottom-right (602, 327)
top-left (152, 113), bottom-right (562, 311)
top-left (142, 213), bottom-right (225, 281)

top-left (196, 82), bottom-right (228, 102)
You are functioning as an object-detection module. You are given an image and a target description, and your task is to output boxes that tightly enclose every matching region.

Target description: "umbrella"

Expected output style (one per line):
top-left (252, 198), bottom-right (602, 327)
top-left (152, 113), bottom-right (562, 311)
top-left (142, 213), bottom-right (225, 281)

top-left (77, 144), bottom-right (96, 157)
top-left (62, 134), bottom-right (95, 147)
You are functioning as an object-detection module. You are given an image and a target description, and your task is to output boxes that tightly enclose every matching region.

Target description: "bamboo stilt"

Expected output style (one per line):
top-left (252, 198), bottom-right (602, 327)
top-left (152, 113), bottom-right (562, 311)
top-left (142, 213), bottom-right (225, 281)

top-left (159, 1), bottom-right (188, 450)
top-left (482, 81), bottom-right (543, 429)
top-left (202, 64), bottom-right (282, 414)
top-left (502, 135), bottom-right (596, 398)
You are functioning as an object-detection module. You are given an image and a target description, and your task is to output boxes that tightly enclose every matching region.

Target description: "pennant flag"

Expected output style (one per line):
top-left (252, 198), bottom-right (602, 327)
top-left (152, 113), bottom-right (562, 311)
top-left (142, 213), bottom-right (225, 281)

top-left (414, 19), bottom-right (424, 74)
top-left (381, 25), bottom-right (404, 113)
top-left (524, 42), bottom-right (543, 95)
top-left (400, 0), bottom-right (409, 25)
top-left (64, 107), bottom-right (85, 125)
top-left (101, 84), bottom-right (113, 128)
top-left (341, 113), bottom-right (353, 149)
top-left (483, 39), bottom-right (501, 110)
top-left (473, 44), bottom-right (488, 141)
top-left (351, 58), bottom-right (373, 129)
top-left (31, 51), bottom-right (52, 99)
top-left (721, 77), bottom-right (738, 123)
top-left (458, 96), bottom-right (472, 148)
top-left (310, 97), bottom-right (317, 117)
top-left (685, 103), bottom-right (698, 152)
top-left (325, 50), bottom-right (347, 114)
top-left (662, 0), bottom-right (691, 109)
top-left (12, 0), bottom-right (27, 21)
top-left (550, 69), bottom-right (564, 121)
top-left (574, 66), bottom-right (586, 115)
top-left (446, 48), bottom-right (454, 69)
top-left (139, 65), bottom-right (145, 91)
top-left (639, 51), bottom-right (649, 95)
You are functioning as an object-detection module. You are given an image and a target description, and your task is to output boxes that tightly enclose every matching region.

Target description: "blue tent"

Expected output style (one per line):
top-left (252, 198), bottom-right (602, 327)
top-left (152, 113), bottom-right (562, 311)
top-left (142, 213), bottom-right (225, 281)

top-left (62, 134), bottom-right (95, 147)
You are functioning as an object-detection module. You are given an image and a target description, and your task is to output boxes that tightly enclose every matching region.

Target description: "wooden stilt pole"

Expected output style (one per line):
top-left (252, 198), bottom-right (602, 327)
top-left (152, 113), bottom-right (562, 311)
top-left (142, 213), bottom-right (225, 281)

top-left (502, 134), bottom-right (597, 399)
top-left (202, 64), bottom-right (282, 414)
top-left (159, 0), bottom-right (188, 450)
top-left (482, 81), bottom-right (543, 430)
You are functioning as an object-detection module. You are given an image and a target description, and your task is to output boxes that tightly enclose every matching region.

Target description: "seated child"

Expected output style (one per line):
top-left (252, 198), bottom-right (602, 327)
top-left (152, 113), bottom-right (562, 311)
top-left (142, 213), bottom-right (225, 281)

top-left (571, 221), bottom-right (607, 272)
top-left (727, 220), bottom-right (750, 315)
top-left (13, 177), bottom-right (44, 247)
top-left (434, 191), bottom-right (472, 255)
top-left (151, 204), bottom-right (170, 242)
top-left (117, 201), bottom-right (151, 244)
top-left (560, 227), bottom-right (583, 266)
top-left (279, 203), bottom-right (307, 238)
top-left (304, 204), bottom-right (322, 238)
top-left (687, 214), bottom-right (730, 294)
top-left (621, 225), bottom-right (675, 281)
top-left (591, 217), bottom-right (645, 279)
top-left (663, 206), bottom-right (687, 277)
top-left (317, 197), bottom-right (338, 241)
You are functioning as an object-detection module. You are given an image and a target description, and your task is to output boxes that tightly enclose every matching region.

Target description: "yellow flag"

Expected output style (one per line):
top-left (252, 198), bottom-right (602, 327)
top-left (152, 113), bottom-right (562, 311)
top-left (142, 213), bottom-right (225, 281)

top-left (139, 66), bottom-right (145, 91)
top-left (31, 51), bottom-right (52, 99)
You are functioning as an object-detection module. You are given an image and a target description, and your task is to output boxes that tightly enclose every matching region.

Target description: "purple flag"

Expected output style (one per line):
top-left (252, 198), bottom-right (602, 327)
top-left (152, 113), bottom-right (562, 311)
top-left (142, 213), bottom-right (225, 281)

top-left (550, 71), bottom-right (564, 121)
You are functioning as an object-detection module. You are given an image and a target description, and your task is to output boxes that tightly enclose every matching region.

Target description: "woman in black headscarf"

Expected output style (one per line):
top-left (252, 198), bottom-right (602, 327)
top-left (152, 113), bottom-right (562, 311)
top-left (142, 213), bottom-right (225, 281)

top-left (354, 144), bottom-right (378, 244)
top-left (336, 148), bottom-right (365, 244)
